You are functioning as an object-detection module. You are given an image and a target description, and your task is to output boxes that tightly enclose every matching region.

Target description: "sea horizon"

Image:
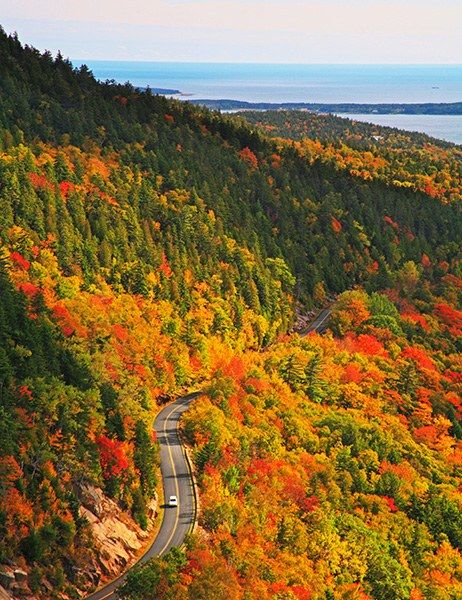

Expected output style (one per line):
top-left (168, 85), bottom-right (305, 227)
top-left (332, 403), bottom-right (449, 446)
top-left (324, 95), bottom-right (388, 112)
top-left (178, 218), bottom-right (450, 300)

top-left (73, 59), bottom-right (462, 65)
top-left (72, 60), bottom-right (462, 144)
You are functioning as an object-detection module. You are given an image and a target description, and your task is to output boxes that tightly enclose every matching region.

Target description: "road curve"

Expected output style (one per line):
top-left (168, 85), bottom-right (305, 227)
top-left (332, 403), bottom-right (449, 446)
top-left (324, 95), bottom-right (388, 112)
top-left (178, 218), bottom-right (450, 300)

top-left (85, 311), bottom-right (330, 599)
top-left (85, 392), bottom-right (200, 600)
top-left (302, 308), bottom-right (331, 335)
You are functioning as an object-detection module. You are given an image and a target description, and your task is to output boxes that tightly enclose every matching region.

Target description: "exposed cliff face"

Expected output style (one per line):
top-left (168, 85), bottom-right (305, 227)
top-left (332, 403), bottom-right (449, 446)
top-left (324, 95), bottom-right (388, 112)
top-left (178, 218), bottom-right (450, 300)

top-left (0, 585), bottom-right (12, 600)
top-left (0, 569), bottom-right (33, 599)
top-left (78, 483), bottom-right (158, 579)
top-left (0, 484), bottom-right (158, 599)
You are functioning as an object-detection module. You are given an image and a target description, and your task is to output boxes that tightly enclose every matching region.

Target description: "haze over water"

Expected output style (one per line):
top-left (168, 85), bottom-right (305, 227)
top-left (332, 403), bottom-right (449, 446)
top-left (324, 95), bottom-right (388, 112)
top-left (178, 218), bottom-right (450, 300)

top-left (75, 61), bottom-right (462, 144)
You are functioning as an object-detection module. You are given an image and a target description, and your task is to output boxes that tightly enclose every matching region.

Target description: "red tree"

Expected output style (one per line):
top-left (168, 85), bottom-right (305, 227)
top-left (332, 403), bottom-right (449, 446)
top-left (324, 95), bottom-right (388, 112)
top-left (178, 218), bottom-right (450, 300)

top-left (239, 147), bottom-right (258, 169)
top-left (96, 436), bottom-right (130, 479)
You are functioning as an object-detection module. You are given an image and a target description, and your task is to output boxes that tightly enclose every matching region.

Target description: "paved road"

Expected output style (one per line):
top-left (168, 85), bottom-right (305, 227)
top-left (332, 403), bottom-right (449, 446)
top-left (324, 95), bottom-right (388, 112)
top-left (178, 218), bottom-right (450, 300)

top-left (85, 310), bottom-right (330, 599)
top-left (85, 392), bottom-right (200, 600)
top-left (302, 308), bottom-right (331, 335)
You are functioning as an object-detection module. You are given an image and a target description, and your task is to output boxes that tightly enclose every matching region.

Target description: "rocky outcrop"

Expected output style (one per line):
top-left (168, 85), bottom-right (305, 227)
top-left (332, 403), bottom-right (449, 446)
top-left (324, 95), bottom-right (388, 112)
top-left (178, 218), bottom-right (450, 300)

top-left (78, 483), bottom-right (158, 579)
top-left (0, 586), bottom-right (13, 600)
top-left (0, 485), bottom-right (158, 598)
top-left (0, 568), bottom-right (32, 599)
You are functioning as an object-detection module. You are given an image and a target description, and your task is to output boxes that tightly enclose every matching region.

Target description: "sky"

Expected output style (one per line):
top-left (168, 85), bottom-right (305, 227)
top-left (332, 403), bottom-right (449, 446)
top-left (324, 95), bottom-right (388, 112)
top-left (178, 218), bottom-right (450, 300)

top-left (1, 0), bottom-right (461, 63)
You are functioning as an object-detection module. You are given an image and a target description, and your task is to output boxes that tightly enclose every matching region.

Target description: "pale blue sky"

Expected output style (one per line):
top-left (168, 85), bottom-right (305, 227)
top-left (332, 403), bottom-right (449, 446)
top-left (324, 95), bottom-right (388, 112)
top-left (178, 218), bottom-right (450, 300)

top-left (1, 0), bottom-right (461, 63)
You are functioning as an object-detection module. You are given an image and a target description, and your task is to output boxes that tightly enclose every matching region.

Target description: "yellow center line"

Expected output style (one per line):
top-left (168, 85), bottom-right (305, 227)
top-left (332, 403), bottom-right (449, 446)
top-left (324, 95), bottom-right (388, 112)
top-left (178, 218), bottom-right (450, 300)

top-left (86, 400), bottom-right (188, 600)
top-left (157, 402), bottom-right (183, 556)
top-left (314, 310), bottom-right (330, 330)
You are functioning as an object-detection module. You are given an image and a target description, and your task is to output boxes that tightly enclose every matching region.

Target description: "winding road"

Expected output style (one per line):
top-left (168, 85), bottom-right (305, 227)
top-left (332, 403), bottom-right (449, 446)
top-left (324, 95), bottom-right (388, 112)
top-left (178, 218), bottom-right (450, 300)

top-left (302, 308), bottom-right (331, 335)
top-left (85, 392), bottom-right (200, 600)
top-left (85, 310), bottom-right (330, 599)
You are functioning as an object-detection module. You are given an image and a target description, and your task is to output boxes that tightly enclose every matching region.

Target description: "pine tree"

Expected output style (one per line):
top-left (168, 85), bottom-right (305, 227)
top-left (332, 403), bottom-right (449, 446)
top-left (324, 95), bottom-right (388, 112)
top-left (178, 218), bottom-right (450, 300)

top-left (134, 420), bottom-right (158, 498)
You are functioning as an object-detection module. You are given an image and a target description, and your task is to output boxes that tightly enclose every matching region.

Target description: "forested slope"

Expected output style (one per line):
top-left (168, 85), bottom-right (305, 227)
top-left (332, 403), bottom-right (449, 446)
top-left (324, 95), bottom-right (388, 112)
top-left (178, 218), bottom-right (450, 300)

top-left (0, 28), bottom-right (461, 599)
top-left (122, 280), bottom-right (462, 600)
top-left (1, 30), bottom-right (461, 306)
top-left (239, 110), bottom-right (462, 203)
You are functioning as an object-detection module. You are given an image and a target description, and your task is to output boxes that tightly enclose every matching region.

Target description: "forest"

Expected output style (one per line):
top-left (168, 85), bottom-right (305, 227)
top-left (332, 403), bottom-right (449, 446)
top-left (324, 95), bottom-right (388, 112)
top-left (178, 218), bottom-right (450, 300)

top-left (121, 278), bottom-right (462, 600)
top-left (0, 28), bottom-right (461, 599)
top-left (191, 100), bottom-right (462, 115)
top-left (239, 110), bottom-right (462, 204)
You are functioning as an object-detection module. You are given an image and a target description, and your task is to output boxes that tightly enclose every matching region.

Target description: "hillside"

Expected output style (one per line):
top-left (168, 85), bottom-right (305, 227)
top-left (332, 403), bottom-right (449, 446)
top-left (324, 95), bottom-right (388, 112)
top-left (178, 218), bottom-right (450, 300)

top-left (0, 28), bottom-right (461, 599)
top-left (191, 99), bottom-right (462, 115)
top-left (1, 31), bottom-right (461, 305)
top-left (238, 110), bottom-right (462, 203)
top-left (121, 282), bottom-right (462, 600)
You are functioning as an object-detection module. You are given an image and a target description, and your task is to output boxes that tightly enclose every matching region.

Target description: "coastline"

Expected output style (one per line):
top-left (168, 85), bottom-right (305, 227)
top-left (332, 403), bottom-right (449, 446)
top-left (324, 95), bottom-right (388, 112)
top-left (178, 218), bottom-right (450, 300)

top-left (187, 98), bottom-right (462, 115)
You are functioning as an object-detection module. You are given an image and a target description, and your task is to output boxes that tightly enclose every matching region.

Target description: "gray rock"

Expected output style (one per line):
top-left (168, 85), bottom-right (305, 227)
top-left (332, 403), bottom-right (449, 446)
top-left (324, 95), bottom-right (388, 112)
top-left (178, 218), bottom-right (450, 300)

top-left (12, 581), bottom-right (32, 597)
top-left (79, 483), bottom-right (104, 518)
top-left (0, 572), bottom-right (14, 590)
top-left (13, 570), bottom-right (27, 583)
top-left (41, 579), bottom-right (53, 593)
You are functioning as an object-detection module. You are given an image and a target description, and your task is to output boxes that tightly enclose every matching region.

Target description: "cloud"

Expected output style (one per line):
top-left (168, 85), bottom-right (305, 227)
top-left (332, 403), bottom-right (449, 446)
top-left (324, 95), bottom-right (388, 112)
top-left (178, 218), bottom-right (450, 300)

top-left (3, 0), bottom-right (462, 35)
top-left (1, 0), bottom-right (461, 62)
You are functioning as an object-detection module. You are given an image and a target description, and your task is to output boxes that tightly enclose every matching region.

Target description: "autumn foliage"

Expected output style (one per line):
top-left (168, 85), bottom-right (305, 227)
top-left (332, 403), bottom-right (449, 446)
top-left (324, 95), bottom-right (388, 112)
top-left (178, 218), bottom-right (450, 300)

top-left (242, 109), bottom-right (462, 203)
top-left (124, 283), bottom-right (462, 600)
top-left (239, 146), bottom-right (259, 169)
top-left (97, 436), bottom-right (130, 479)
top-left (119, 273), bottom-right (462, 599)
top-left (0, 27), bottom-right (461, 600)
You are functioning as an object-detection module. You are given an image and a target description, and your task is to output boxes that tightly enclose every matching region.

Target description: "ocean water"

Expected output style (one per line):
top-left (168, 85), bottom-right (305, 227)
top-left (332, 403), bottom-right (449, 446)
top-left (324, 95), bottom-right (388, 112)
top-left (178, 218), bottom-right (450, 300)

top-left (340, 114), bottom-right (462, 145)
top-left (74, 61), bottom-right (462, 144)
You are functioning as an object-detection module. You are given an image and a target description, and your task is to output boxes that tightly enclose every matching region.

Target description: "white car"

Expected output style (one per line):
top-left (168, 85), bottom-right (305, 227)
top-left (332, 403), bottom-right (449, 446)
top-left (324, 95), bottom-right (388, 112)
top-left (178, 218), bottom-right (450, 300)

top-left (169, 495), bottom-right (178, 507)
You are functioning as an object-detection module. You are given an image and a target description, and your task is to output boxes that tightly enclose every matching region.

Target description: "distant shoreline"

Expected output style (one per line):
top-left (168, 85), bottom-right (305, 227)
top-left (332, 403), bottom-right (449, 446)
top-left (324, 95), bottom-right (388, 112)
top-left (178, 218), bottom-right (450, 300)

top-left (137, 86), bottom-right (182, 95)
top-left (187, 98), bottom-right (462, 115)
